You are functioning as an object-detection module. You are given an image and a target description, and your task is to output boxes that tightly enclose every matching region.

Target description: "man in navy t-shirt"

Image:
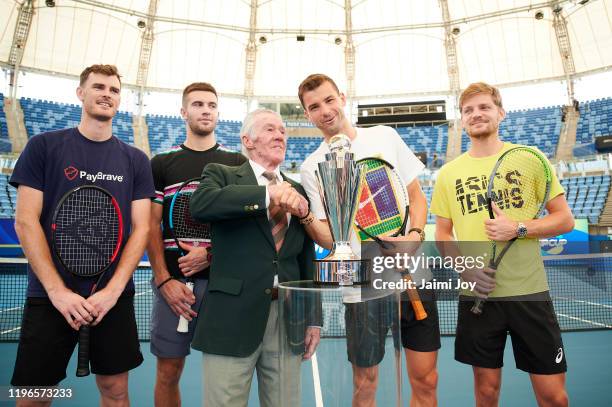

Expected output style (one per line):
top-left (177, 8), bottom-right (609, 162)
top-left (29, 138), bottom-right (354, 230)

top-left (9, 64), bottom-right (155, 403)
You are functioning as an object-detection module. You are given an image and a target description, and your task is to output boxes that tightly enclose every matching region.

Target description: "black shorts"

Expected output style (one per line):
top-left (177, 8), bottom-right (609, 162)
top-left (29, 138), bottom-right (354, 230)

top-left (11, 296), bottom-right (143, 386)
top-left (455, 292), bottom-right (567, 374)
top-left (346, 290), bottom-right (441, 368)
top-left (400, 289), bottom-right (441, 352)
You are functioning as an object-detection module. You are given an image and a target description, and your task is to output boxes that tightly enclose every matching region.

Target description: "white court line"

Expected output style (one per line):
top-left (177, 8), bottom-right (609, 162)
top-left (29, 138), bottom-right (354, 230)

top-left (0, 306), bottom-right (23, 314)
top-left (554, 297), bottom-right (612, 309)
top-left (311, 352), bottom-right (324, 407)
top-left (544, 253), bottom-right (612, 260)
top-left (557, 313), bottom-right (612, 328)
top-left (135, 289), bottom-right (152, 298)
top-left (0, 326), bottom-right (21, 335)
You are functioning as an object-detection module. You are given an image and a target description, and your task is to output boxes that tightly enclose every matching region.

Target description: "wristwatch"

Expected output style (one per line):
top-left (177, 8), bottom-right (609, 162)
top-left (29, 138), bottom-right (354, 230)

top-left (517, 222), bottom-right (528, 239)
top-left (408, 227), bottom-right (425, 242)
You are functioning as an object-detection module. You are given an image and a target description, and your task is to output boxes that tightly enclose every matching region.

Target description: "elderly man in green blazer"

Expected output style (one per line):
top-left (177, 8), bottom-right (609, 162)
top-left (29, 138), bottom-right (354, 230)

top-left (190, 108), bottom-right (321, 407)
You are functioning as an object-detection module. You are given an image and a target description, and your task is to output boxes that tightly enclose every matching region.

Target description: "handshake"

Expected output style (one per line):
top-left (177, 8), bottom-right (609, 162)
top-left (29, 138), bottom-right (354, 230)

top-left (268, 182), bottom-right (309, 219)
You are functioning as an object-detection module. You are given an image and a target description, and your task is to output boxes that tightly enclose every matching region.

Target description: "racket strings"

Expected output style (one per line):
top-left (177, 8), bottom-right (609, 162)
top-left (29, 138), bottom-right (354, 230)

top-left (55, 188), bottom-right (120, 276)
top-left (171, 185), bottom-right (211, 244)
top-left (355, 159), bottom-right (407, 238)
top-left (490, 150), bottom-right (550, 221)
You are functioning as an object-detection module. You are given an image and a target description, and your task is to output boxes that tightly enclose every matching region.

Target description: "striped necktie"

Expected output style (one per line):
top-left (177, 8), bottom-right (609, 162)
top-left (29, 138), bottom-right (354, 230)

top-left (263, 171), bottom-right (288, 252)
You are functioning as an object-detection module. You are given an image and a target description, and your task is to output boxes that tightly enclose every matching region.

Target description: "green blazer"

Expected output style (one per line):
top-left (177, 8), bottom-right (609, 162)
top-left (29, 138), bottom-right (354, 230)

top-left (189, 161), bottom-right (316, 357)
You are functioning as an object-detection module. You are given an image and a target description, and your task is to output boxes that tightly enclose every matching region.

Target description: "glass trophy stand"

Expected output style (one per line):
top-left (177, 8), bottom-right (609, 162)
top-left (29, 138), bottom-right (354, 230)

top-left (278, 281), bottom-right (402, 406)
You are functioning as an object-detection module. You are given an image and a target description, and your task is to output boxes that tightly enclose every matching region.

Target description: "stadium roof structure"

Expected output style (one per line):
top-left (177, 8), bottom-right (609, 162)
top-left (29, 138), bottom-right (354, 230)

top-left (1, 0), bottom-right (611, 100)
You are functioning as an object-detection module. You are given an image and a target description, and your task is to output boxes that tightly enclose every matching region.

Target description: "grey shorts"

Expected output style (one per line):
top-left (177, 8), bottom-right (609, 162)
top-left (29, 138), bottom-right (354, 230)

top-left (150, 278), bottom-right (207, 358)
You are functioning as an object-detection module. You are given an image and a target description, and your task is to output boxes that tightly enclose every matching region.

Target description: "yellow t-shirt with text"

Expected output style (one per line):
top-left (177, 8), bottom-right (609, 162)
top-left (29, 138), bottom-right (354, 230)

top-left (429, 143), bottom-right (565, 297)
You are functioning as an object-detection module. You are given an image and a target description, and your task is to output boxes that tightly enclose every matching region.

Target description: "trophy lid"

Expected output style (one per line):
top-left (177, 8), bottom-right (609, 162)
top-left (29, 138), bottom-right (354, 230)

top-left (328, 134), bottom-right (351, 154)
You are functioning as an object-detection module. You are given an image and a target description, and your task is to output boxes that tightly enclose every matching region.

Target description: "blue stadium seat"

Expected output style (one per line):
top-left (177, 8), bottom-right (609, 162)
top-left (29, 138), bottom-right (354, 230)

top-left (396, 124), bottom-right (449, 165)
top-left (284, 137), bottom-right (324, 168)
top-left (575, 97), bottom-right (612, 156)
top-left (146, 115), bottom-right (243, 155)
top-left (0, 94), bottom-right (12, 153)
top-left (20, 97), bottom-right (134, 144)
top-left (562, 174), bottom-right (611, 223)
top-left (461, 105), bottom-right (561, 157)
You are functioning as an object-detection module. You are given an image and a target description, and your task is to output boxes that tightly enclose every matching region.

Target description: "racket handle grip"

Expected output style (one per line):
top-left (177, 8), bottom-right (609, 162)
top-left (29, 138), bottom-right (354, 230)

top-left (470, 298), bottom-right (486, 315)
top-left (470, 267), bottom-right (495, 315)
top-left (177, 281), bottom-right (195, 333)
top-left (403, 274), bottom-right (428, 321)
top-left (413, 301), bottom-right (427, 321)
top-left (406, 288), bottom-right (427, 321)
top-left (76, 325), bottom-right (91, 377)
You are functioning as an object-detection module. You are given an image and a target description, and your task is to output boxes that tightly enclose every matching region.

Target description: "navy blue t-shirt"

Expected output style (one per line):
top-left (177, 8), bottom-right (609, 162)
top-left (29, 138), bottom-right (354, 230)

top-left (9, 127), bottom-right (155, 297)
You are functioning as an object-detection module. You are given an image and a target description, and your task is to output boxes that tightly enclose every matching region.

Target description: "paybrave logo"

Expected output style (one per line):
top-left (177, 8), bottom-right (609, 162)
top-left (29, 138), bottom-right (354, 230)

top-left (64, 166), bottom-right (124, 183)
top-left (64, 166), bottom-right (78, 180)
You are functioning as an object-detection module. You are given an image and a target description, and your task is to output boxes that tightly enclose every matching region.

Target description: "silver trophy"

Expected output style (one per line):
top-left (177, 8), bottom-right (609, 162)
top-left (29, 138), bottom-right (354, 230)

top-left (314, 134), bottom-right (370, 285)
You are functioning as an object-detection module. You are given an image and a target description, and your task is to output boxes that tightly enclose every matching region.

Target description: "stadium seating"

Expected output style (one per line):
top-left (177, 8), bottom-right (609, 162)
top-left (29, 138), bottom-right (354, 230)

top-left (150, 122), bottom-right (450, 169)
top-left (285, 125), bottom-right (449, 170)
top-left (561, 175), bottom-right (610, 224)
top-left (285, 137), bottom-right (323, 167)
top-left (0, 93), bottom-right (11, 153)
top-left (397, 124), bottom-right (448, 165)
top-left (20, 97), bottom-right (134, 144)
top-left (146, 115), bottom-right (242, 155)
top-left (575, 97), bottom-right (612, 156)
top-left (215, 120), bottom-right (242, 152)
top-left (461, 106), bottom-right (562, 157)
top-left (146, 115), bottom-right (185, 153)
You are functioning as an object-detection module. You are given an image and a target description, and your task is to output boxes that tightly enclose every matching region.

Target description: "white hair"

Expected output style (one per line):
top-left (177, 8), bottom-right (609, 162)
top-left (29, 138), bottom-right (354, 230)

top-left (240, 108), bottom-right (283, 141)
top-left (240, 108), bottom-right (283, 156)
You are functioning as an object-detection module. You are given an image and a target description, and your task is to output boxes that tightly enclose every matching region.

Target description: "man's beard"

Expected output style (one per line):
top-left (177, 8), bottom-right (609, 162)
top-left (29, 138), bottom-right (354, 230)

top-left (467, 123), bottom-right (498, 139)
top-left (90, 112), bottom-right (113, 122)
top-left (320, 116), bottom-right (341, 136)
top-left (86, 101), bottom-right (115, 122)
top-left (188, 120), bottom-right (215, 137)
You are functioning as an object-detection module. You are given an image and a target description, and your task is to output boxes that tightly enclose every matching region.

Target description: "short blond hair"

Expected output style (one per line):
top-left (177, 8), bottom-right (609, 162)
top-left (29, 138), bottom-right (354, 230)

top-left (459, 82), bottom-right (503, 112)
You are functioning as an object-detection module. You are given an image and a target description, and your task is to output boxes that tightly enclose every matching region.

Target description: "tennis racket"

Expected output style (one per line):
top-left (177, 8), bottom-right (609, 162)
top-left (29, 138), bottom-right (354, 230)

top-left (51, 185), bottom-right (123, 377)
top-left (471, 146), bottom-right (552, 315)
top-left (168, 178), bottom-right (211, 333)
top-left (355, 157), bottom-right (427, 320)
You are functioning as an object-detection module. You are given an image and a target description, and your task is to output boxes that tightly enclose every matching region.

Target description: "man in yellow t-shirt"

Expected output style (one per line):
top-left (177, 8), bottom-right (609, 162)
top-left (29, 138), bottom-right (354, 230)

top-left (430, 82), bottom-right (574, 407)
